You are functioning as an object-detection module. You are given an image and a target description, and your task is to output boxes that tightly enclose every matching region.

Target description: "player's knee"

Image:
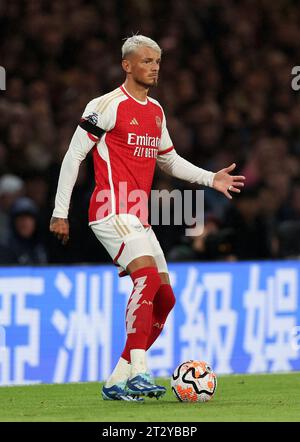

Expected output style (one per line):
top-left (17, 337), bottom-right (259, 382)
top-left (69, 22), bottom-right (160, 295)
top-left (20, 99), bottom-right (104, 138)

top-left (127, 255), bottom-right (157, 274)
top-left (159, 272), bottom-right (171, 285)
top-left (155, 284), bottom-right (176, 314)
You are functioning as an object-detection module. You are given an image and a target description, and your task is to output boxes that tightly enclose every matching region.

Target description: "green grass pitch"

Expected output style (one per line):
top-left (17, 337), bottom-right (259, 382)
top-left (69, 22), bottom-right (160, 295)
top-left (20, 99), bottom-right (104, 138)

top-left (0, 373), bottom-right (299, 422)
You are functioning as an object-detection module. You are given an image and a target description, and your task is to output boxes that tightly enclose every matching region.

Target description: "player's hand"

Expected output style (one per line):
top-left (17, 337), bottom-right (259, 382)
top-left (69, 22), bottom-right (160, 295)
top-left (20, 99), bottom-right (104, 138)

top-left (212, 163), bottom-right (246, 200)
top-left (49, 217), bottom-right (69, 245)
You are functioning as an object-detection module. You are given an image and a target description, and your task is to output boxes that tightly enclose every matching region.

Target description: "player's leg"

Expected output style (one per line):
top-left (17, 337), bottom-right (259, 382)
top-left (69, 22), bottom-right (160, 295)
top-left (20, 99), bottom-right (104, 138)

top-left (106, 254), bottom-right (164, 399)
top-left (145, 228), bottom-right (176, 351)
top-left (124, 230), bottom-right (176, 397)
top-left (105, 273), bottom-right (174, 399)
top-left (120, 255), bottom-right (167, 398)
top-left (114, 270), bottom-right (174, 399)
top-left (120, 255), bottom-right (159, 372)
top-left (91, 215), bottom-right (165, 399)
top-left (104, 256), bottom-right (157, 391)
top-left (146, 271), bottom-right (176, 351)
top-left (91, 216), bottom-right (155, 401)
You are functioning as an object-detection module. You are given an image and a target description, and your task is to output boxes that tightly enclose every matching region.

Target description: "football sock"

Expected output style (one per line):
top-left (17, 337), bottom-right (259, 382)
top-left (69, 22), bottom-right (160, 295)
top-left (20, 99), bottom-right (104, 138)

top-left (146, 284), bottom-right (176, 350)
top-left (105, 357), bottom-right (131, 387)
top-left (130, 349), bottom-right (147, 378)
top-left (121, 266), bottom-right (161, 363)
top-left (127, 285), bottom-right (175, 379)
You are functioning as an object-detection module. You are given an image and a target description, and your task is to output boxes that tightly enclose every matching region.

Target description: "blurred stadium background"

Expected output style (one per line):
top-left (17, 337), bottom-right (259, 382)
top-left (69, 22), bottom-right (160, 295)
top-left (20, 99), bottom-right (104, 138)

top-left (0, 0), bottom-right (300, 394)
top-left (1, 0), bottom-right (300, 264)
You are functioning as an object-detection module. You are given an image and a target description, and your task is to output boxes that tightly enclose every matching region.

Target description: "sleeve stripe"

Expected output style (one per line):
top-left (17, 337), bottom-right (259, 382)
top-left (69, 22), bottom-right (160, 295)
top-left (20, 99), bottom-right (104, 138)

top-left (96, 90), bottom-right (123, 114)
top-left (95, 89), bottom-right (120, 112)
top-left (79, 119), bottom-right (105, 138)
top-left (113, 242), bottom-right (125, 264)
top-left (88, 133), bottom-right (98, 142)
top-left (158, 146), bottom-right (174, 155)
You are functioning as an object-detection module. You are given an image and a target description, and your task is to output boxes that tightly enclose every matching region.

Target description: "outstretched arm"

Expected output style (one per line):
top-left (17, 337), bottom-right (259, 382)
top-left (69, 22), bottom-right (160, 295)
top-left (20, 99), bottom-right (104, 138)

top-left (157, 148), bottom-right (215, 187)
top-left (157, 109), bottom-right (245, 198)
top-left (157, 150), bottom-right (245, 198)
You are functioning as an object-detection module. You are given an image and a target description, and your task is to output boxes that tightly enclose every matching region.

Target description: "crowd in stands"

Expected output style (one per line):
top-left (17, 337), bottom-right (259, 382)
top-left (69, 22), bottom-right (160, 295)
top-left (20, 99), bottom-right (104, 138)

top-left (1, 0), bottom-right (300, 265)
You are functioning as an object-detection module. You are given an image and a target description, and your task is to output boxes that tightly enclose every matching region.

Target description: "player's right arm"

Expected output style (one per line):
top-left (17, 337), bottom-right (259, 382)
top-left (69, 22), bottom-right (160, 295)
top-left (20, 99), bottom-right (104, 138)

top-left (50, 99), bottom-right (105, 244)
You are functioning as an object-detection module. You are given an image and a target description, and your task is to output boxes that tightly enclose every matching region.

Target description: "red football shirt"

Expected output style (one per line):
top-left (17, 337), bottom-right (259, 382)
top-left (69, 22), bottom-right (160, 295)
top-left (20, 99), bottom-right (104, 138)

top-left (81, 85), bottom-right (174, 225)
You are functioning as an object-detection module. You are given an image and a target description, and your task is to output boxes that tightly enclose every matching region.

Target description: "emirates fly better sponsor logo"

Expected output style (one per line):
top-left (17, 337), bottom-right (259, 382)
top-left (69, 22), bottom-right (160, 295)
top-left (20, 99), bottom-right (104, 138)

top-left (128, 133), bottom-right (160, 158)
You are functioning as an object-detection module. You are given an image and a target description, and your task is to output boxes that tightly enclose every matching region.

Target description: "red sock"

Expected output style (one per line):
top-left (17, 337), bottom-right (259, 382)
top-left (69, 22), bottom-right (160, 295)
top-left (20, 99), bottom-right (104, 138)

top-left (121, 267), bottom-right (161, 362)
top-left (146, 284), bottom-right (176, 350)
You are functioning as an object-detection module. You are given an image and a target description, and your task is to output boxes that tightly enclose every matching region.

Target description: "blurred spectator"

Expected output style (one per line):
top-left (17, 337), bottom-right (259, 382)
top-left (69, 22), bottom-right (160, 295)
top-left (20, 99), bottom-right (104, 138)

top-left (167, 214), bottom-right (223, 261)
top-left (0, 174), bottom-right (24, 243)
top-left (2, 197), bottom-right (48, 265)
top-left (276, 221), bottom-right (300, 259)
top-left (222, 187), bottom-right (272, 260)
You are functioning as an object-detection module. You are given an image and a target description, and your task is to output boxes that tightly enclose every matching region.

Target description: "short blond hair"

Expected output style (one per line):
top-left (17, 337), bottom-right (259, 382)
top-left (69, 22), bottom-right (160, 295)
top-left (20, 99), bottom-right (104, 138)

top-left (122, 35), bottom-right (161, 59)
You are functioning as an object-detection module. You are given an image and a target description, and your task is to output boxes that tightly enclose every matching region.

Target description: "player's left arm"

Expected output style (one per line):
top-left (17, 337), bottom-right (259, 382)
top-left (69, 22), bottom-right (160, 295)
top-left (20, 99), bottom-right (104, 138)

top-left (157, 114), bottom-right (245, 199)
top-left (157, 150), bottom-right (245, 200)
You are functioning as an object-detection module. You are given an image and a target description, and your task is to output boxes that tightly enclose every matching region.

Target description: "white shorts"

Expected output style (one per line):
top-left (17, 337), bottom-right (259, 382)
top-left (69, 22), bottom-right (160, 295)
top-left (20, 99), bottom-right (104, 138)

top-left (90, 214), bottom-right (168, 277)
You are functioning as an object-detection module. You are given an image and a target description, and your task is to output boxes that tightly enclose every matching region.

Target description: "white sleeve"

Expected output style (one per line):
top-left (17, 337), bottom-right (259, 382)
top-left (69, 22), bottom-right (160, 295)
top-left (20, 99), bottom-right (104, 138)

top-left (158, 109), bottom-right (174, 154)
top-left (80, 97), bottom-right (115, 136)
top-left (52, 126), bottom-right (95, 218)
top-left (157, 148), bottom-right (215, 187)
top-left (52, 95), bottom-right (118, 218)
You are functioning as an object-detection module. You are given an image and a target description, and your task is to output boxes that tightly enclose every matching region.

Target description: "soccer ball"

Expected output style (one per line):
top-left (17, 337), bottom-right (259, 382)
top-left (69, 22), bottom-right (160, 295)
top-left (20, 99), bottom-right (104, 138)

top-left (171, 360), bottom-right (217, 403)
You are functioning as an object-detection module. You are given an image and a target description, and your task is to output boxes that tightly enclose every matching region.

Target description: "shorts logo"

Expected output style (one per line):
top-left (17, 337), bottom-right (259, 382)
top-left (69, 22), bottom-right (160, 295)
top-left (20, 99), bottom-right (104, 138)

top-left (133, 224), bottom-right (142, 232)
top-left (86, 112), bottom-right (98, 125)
top-left (155, 116), bottom-right (162, 128)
